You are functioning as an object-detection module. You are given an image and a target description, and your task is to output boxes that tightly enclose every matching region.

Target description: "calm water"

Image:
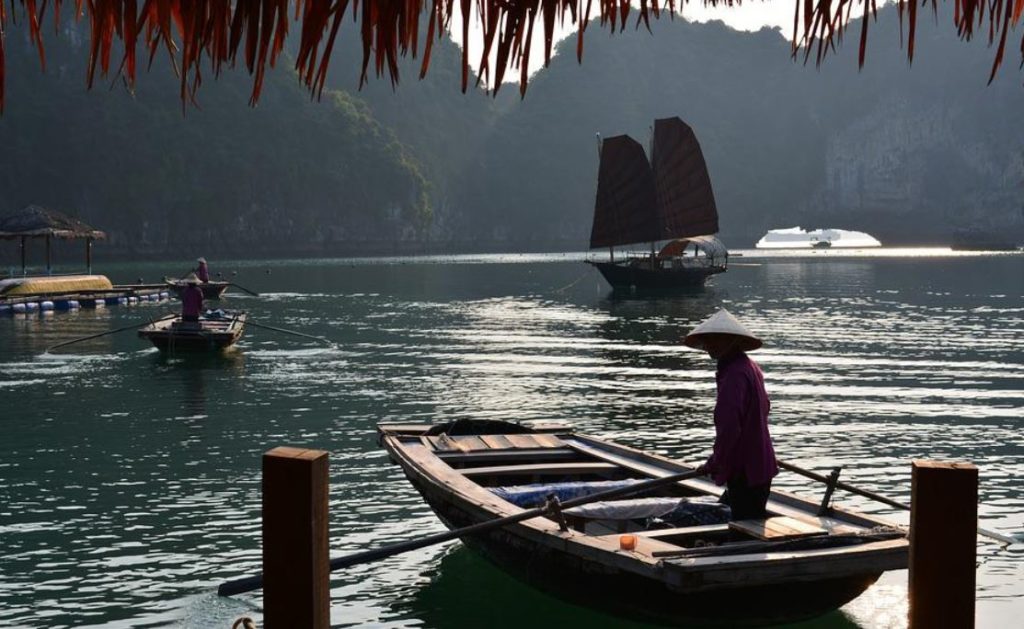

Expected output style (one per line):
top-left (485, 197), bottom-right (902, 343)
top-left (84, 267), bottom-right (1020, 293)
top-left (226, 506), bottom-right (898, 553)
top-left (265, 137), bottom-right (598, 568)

top-left (1, 250), bottom-right (1022, 628)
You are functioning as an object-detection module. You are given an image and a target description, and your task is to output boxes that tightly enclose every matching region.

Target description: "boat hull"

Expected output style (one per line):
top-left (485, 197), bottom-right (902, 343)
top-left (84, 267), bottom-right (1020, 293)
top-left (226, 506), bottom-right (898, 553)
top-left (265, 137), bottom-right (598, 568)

top-left (589, 260), bottom-right (725, 290)
top-left (405, 474), bottom-right (880, 627)
top-left (379, 423), bottom-right (906, 627)
top-left (138, 313), bottom-right (245, 352)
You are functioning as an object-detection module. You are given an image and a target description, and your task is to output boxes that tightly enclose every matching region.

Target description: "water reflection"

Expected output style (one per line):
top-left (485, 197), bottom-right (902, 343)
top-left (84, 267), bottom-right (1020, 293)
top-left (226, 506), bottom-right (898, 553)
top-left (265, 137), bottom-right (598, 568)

top-left (1, 253), bottom-right (1022, 628)
top-left (389, 545), bottom-right (864, 629)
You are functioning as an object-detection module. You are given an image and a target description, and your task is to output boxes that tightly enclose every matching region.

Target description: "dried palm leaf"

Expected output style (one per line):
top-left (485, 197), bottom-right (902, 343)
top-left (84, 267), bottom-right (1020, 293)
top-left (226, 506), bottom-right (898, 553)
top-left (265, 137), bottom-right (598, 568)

top-left (0, 0), bottom-right (1020, 113)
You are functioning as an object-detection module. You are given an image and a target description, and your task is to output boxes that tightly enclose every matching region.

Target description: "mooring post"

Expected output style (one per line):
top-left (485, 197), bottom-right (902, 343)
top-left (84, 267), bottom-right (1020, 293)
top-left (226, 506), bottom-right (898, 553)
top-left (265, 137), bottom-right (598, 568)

top-left (262, 447), bottom-right (330, 629)
top-left (909, 460), bottom-right (978, 628)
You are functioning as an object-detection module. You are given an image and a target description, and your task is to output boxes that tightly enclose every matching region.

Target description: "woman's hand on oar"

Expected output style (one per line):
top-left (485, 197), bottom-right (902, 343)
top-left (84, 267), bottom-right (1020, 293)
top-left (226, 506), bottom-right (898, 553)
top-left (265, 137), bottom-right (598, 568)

top-left (216, 467), bottom-right (703, 597)
top-left (45, 313), bottom-right (178, 353)
top-left (778, 460), bottom-right (1018, 546)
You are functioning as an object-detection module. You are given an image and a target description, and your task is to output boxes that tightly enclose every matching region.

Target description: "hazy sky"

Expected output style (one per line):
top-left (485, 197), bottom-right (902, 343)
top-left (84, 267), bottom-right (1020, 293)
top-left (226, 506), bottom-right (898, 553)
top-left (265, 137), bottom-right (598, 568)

top-left (450, 1), bottom-right (803, 83)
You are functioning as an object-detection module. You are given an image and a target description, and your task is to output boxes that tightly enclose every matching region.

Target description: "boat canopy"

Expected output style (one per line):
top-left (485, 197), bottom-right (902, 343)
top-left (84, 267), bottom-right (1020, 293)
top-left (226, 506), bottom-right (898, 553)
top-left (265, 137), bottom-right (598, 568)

top-left (590, 117), bottom-right (719, 249)
top-left (656, 235), bottom-right (727, 259)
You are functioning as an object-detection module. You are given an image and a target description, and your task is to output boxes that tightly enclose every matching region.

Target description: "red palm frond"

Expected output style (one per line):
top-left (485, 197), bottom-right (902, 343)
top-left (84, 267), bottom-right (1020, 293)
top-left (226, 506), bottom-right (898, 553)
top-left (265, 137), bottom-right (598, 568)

top-left (0, 0), bottom-right (1021, 114)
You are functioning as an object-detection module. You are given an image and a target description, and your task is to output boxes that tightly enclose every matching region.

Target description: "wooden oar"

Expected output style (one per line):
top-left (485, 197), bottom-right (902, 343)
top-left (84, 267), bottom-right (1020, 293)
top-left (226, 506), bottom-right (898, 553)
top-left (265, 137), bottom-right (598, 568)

top-left (245, 319), bottom-right (334, 347)
top-left (45, 313), bottom-right (178, 353)
top-left (779, 460), bottom-right (1018, 546)
top-left (228, 282), bottom-right (260, 297)
top-left (217, 468), bottom-right (702, 597)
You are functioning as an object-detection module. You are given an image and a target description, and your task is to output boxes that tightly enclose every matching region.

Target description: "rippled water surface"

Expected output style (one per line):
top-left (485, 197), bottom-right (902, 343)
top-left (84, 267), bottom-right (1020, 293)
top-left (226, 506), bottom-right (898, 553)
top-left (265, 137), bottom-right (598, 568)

top-left (1, 250), bottom-right (1022, 628)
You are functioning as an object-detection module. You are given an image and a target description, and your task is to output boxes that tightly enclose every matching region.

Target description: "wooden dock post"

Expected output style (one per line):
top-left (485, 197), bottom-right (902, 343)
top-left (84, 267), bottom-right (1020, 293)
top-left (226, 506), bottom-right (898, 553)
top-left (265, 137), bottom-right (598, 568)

top-left (262, 447), bottom-right (330, 629)
top-left (909, 460), bottom-right (978, 628)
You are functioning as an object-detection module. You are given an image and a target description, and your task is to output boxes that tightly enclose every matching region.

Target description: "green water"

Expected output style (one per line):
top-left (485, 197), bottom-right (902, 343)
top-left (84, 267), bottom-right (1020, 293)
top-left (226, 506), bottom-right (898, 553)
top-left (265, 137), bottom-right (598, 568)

top-left (1, 250), bottom-right (1022, 628)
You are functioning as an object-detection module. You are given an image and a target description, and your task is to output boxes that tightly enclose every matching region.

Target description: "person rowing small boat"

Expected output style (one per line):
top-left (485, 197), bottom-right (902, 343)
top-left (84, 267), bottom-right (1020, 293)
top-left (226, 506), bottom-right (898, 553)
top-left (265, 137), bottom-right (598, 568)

top-left (138, 308), bottom-right (247, 352)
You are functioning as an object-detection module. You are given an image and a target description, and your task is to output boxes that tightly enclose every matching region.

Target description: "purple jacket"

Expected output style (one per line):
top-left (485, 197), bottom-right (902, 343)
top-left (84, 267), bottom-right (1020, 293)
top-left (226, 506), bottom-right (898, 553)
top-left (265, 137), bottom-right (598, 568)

top-left (704, 352), bottom-right (778, 486)
top-left (181, 285), bottom-right (204, 317)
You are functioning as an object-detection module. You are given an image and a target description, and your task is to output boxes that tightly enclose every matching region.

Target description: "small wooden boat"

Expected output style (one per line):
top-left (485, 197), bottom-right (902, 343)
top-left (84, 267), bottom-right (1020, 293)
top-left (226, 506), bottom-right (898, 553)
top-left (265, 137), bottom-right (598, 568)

top-left (378, 420), bottom-right (908, 626)
top-left (138, 312), bottom-right (246, 351)
top-left (164, 277), bottom-right (230, 300)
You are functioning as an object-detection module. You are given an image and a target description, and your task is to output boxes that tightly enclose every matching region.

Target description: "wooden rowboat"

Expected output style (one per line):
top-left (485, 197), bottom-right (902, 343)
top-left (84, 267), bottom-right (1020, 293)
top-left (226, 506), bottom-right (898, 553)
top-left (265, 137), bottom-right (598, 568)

top-left (138, 312), bottom-right (246, 352)
top-left (378, 420), bottom-right (909, 626)
top-left (164, 277), bottom-right (230, 300)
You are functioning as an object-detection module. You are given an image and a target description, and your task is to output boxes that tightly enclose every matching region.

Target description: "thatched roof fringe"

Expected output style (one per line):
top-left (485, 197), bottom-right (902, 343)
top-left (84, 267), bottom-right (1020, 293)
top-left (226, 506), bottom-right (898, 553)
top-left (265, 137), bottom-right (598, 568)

top-left (0, 205), bottom-right (106, 239)
top-left (0, 1), bottom-right (1020, 112)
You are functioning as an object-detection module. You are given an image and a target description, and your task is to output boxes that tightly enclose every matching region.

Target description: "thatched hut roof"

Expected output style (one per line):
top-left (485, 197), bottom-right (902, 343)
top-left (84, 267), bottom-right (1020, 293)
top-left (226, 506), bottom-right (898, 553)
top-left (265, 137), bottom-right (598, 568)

top-left (0, 205), bottom-right (106, 240)
top-left (0, 1), bottom-right (1020, 111)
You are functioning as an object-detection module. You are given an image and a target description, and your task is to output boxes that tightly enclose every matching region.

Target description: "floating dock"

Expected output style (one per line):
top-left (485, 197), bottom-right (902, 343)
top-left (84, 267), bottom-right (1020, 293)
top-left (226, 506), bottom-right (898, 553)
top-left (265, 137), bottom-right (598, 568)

top-left (0, 283), bottom-right (171, 315)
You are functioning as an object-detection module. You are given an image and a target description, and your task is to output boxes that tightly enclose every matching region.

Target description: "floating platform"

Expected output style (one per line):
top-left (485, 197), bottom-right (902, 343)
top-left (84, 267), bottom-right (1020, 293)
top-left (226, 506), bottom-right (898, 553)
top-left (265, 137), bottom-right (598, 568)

top-left (0, 275), bottom-right (171, 316)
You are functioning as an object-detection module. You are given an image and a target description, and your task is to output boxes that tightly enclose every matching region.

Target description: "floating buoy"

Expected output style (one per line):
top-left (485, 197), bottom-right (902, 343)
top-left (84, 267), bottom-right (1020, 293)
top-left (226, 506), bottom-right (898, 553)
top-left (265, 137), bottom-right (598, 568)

top-left (68, 300), bottom-right (80, 309)
top-left (93, 300), bottom-right (106, 309)
top-left (25, 302), bottom-right (40, 311)
top-left (40, 301), bottom-right (55, 311)
top-left (159, 291), bottom-right (169, 300)
top-left (128, 297), bottom-right (138, 304)
top-left (12, 303), bottom-right (27, 313)
top-left (117, 297), bottom-right (128, 305)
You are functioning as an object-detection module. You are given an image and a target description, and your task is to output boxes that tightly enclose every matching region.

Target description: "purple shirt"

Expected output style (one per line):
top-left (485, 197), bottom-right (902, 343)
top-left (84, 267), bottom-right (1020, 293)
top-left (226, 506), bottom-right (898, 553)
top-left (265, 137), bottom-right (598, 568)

top-left (181, 285), bottom-right (204, 317)
top-left (704, 352), bottom-right (778, 486)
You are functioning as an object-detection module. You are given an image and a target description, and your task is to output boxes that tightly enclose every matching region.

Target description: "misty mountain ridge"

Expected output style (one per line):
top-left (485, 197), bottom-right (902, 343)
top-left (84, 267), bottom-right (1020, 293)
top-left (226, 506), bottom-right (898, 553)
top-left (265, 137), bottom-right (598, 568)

top-left (0, 6), bottom-right (1021, 261)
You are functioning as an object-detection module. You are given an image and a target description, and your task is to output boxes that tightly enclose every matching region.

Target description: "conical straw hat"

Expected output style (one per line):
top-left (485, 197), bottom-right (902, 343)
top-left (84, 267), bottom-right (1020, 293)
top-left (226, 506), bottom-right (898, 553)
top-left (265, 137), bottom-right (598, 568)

top-left (184, 272), bottom-right (201, 285)
top-left (683, 308), bottom-right (763, 352)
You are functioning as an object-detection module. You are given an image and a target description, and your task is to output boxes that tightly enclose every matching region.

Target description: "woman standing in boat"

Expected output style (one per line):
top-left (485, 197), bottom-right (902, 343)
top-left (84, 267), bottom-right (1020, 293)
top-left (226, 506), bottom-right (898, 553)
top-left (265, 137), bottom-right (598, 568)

top-left (195, 257), bottom-right (210, 283)
top-left (686, 309), bottom-right (778, 520)
top-left (181, 274), bottom-right (204, 323)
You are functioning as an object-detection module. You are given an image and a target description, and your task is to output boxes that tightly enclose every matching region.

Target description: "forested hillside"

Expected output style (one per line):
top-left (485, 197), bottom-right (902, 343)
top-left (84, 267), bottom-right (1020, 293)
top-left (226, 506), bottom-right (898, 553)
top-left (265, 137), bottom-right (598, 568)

top-left (0, 19), bottom-right (430, 257)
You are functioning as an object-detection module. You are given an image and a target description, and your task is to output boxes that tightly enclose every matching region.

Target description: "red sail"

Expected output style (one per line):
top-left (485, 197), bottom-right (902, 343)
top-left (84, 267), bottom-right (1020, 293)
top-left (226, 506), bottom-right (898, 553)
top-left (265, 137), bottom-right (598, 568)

top-left (590, 135), bottom-right (659, 249)
top-left (651, 117), bottom-right (719, 240)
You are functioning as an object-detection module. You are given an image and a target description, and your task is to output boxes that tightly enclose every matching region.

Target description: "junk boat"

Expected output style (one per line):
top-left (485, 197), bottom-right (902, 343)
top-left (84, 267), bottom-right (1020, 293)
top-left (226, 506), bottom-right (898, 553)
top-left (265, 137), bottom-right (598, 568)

top-left (378, 420), bottom-right (908, 626)
top-left (164, 277), bottom-right (230, 300)
top-left (138, 311), bottom-right (246, 351)
top-left (587, 118), bottom-right (728, 290)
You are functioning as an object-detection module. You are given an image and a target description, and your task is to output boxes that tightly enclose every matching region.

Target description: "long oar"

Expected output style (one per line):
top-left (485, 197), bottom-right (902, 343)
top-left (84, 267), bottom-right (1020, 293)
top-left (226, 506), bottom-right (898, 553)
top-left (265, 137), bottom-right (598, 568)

top-left (217, 468), bottom-right (702, 597)
top-left (228, 282), bottom-right (260, 297)
top-left (245, 319), bottom-right (334, 347)
top-left (45, 313), bottom-right (178, 353)
top-left (779, 460), bottom-right (1017, 546)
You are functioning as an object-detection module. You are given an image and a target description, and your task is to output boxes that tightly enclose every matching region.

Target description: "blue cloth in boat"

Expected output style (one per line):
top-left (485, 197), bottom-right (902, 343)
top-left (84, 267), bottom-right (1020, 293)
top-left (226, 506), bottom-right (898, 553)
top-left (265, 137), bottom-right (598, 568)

top-left (491, 480), bottom-right (638, 507)
top-left (490, 482), bottom-right (730, 526)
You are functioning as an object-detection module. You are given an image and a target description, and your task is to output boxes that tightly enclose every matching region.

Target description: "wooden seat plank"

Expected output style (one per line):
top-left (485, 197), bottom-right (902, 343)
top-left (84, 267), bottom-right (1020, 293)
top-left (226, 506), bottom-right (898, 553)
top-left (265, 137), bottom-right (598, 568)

top-left (532, 434), bottom-right (564, 448)
top-left (480, 435), bottom-right (514, 450)
top-left (460, 462), bottom-right (619, 478)
top-left (438, 448), bottom-right (580, 465)
top-left (506, 434), bottom-right (544, 449)
top-left (729, 516), bottom-right (827, 541)
top-left (451, 436), bottom-right (489, 452)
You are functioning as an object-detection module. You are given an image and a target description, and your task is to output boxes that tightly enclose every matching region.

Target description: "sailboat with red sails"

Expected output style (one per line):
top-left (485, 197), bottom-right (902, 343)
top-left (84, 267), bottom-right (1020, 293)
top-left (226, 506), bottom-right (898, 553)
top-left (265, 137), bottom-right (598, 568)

top-left (587, 117), bottom-right (728, 289)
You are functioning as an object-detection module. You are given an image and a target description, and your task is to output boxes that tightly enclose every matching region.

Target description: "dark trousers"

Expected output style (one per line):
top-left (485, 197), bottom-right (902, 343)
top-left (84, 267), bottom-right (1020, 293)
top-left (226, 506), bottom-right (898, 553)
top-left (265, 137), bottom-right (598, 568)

top-left (724, 476), bottom-right (772, 521)
top-left (182, 314), bottom-right (199, 322)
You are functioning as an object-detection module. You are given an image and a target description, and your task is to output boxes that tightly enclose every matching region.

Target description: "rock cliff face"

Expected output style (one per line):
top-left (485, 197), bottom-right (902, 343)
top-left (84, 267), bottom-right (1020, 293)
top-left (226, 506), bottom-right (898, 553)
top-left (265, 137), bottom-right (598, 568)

top-left (804, 96), bottom-right (1024, 243)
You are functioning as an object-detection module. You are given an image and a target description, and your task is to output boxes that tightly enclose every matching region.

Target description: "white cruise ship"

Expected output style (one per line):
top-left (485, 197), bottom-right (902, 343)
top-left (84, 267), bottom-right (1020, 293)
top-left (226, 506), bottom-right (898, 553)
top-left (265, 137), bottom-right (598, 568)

top-left (755, 227), bottom-right (882, 249)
